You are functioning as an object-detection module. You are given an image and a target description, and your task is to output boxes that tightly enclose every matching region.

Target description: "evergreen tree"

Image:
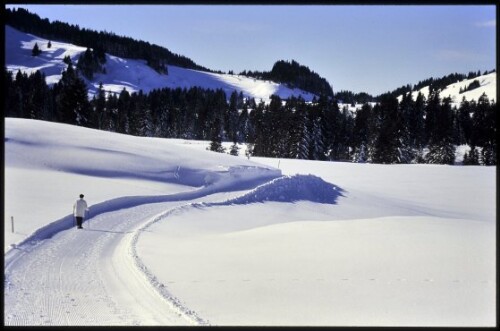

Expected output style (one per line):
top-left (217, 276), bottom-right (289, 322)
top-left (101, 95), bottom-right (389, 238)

top-left (116, 88), bottom-right (131, 133)
top-left (457, 97), bottom-right (473, 145)
top-left (63, 55), bottom-right (72, 65)
top-left (351, 103), bottom-right (372, 162)
top-left (463, 146), bottom-right (480, 165)
top-left (424, 89), bottom-right (441, 145)
top-left (53, 63), bottom-right (91, 126)
top-left (372, 94), bottom-right (403, 163)
top-left (93, 82), bottom-right (107, 129)
top-left (470, 93), bottom-right (490, 148)
top-left (237, 106), bottom-right (250, 143)
top-left (250, 101), bottom-right (266, 156)
top-left (425, 96), bottom-right (455, 164)
top-left (128, 90), bottom-right (146, 136)
top-left (32, 42), bottom-right (41, 56)
top-left (226, 90), bottom-right (240, 142)
top-left (30, 70), bottom-right (52, 120)
top-left (229, 143), bottom-right (239, 156)
top-left (298, 123), bottom-right (311, 159)
top-left (4, 68), bottom-right (17, 117)
top-left (309, 115), bottom-right (326, 160)
top-left (209, 118), bottom-right (225, 153)
top-left (77, 47), bottom-right (105, 80)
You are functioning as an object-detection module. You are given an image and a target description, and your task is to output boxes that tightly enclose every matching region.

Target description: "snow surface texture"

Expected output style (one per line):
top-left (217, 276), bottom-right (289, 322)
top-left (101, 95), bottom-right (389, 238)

top-left (5, 25), bottom-right (316, 104)
top-left (4, 119), bottom-right (495, 326)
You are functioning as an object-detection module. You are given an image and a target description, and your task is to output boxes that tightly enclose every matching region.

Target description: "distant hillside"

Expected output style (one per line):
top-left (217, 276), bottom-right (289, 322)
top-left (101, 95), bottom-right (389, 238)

top-left (5, 25), bottom-right (316, 104)
top-left (240, 59), bottom-right (333, 97)
top-left (337, 71), bottom-right (496, 111)
top-left (396, 71), bottom-right (496, 108)
top-left (5, 8), bottom-right (333, 99)
top-left (5, 7), bottom-right (210, 73)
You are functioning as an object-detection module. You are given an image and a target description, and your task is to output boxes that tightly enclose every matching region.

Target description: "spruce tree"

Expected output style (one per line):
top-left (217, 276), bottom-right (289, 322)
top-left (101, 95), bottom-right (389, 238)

top-left (209, 118), bottom-right (225, 153)
top-left (229, 143), bottom-right (239, 156)
top-left (297, 118), bottom-right (311, 160)
top-left (372, 94), bottom-right (402, 163)
top-left (351, 103), bottom-right (372, 162)
top-left (54, 63), bottom-right (91, 126)
top-left (32, 42), bottom-right (41, 56)
top-left (457, 97), bottom-right (473, 145)
top-left (93, 82), bottom-right (107, 129)
top-left (425, 96), bottom-right (455, 164)
top-left (116, 88), bottom-right (131, 133)
top-left (226, 90), bottom-right (240, 143)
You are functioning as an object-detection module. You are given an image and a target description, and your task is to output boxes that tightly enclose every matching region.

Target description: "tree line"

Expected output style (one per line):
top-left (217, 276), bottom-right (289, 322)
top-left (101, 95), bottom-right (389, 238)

top-left (4, 65), bottom-right (496, 165)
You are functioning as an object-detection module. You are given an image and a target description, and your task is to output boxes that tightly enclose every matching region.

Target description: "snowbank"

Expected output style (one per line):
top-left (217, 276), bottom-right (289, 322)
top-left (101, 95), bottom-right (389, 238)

top-left (209, 174), bottom-right (344, 205)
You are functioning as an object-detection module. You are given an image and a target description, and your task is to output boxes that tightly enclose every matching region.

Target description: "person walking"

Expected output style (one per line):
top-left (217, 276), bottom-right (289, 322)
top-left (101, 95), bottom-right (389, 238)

top-left (73, 194), bottom-right (88, 229)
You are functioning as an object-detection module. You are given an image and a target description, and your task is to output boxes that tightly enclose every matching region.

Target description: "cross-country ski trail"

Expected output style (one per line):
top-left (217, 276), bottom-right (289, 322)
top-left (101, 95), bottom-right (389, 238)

top-left (4, 199), bottom-right (210, 326)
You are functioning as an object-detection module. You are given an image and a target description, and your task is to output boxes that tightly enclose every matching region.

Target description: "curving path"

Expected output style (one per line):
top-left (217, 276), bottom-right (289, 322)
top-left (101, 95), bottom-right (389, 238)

top-left (4, 200), bottom-right (206, 326)
top-left (4, 169), bottom-right (281, 326)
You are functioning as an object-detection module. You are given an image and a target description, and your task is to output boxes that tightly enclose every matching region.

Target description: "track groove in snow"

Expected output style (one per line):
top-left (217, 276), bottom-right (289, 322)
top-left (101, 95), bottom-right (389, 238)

top-left (5, 173), bottom-right (343, 325)
top-left (4, 202), bottom-right (198, 325)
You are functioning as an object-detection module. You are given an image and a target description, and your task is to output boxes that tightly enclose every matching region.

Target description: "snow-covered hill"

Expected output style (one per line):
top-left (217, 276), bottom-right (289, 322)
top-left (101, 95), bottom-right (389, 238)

top-left (397, 72), bottom-right (496, 107)
top-left (4, 118), bottom-right (495, 326)
top-left (5, 25), bottom-right (316, 104)
top-left (6, 24), bottom-right (496, 109)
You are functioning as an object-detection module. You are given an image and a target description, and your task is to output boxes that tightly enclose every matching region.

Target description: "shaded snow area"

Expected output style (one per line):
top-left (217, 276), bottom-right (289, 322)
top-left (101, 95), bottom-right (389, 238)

top-left (208, 174), bottom-right (344, 205)
top-left (5, 25), bottom-right (316, 104)
top-left (4, 119), bottom-right (496, 326)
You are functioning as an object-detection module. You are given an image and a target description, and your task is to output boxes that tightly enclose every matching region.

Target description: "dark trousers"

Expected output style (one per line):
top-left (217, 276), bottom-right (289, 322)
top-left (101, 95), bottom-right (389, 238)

top-left (76, 217), bottom-right (83, 228)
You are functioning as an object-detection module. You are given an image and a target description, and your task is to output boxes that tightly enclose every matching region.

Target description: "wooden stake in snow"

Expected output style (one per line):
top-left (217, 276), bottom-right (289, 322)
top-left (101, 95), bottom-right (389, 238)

top-left (11, 216), bottom-right (14, 233)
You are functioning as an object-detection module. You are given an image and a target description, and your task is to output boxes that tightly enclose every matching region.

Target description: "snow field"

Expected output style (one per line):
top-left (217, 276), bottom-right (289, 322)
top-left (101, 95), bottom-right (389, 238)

top-left (4, 118), bottom-right (496, 326)
top-left (4, 118), bottom-right (280, 252)
top-left (136, 158), bottom-right (495, 326)
top-left (138, 210), bottom-right (494, 326)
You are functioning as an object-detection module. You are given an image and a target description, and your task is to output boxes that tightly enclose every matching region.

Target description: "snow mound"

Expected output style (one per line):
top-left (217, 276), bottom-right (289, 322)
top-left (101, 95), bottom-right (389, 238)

top-left (212, 174), bottom-right (344, 205)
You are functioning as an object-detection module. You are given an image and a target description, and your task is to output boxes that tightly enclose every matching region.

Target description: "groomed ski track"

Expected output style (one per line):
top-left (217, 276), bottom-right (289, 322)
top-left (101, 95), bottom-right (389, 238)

top-left (4, 173), bottom-right (281, 326)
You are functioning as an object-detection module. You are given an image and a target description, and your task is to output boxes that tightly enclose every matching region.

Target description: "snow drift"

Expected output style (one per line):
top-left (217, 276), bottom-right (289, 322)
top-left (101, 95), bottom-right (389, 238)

top-left (208, 174), bottom-right (344, 205)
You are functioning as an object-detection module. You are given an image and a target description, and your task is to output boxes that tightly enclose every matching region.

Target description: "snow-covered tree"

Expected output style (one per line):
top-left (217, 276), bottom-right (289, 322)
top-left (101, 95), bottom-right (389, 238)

top-left (229, 143), bottom-right (239, 156)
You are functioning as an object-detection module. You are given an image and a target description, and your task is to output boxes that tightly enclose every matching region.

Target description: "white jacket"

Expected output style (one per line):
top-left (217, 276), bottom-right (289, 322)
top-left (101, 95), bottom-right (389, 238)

top-left (73, 198), bottom-right (88, 217)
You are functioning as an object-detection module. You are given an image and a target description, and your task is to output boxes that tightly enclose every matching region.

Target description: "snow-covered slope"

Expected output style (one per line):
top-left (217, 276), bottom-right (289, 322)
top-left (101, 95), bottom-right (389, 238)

top-left (397, 72), bottom-right (496, 106)
top-left (4, 118), bottom-right (280, 252)
top-left (5, 25), bottom-right (316, 104)
top-left (4, 118), bottom-right (495, 326)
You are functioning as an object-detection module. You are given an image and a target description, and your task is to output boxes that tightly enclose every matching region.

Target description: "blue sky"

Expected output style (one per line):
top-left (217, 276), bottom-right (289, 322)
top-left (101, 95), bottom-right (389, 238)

top-left (6, 4), bottom-right (496, 95)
